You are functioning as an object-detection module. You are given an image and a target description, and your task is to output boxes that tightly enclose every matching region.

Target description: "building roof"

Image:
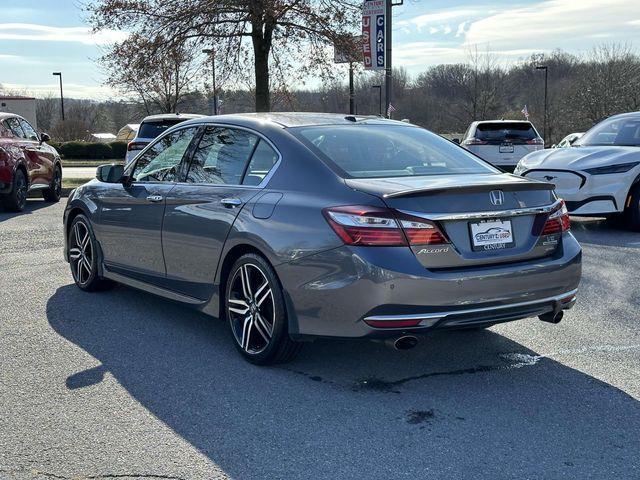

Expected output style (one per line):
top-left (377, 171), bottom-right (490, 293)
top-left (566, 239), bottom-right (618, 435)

top-left (0, 96), bottom-right (36, 100)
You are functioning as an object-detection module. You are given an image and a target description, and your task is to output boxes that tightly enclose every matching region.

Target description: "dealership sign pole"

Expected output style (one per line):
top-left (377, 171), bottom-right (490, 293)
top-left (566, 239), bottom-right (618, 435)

top-left (362, 0), bottom-right (402, 118)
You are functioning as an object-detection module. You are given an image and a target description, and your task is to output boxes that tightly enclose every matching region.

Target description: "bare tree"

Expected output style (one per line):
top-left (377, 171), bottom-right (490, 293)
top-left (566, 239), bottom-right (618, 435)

top-left (36, 95), bottom-right (59, 132)
top-left (87, 0), bottom-right (361, 112)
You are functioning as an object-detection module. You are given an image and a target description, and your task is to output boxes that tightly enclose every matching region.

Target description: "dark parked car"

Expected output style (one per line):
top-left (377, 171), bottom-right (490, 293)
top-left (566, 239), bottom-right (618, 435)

top-left (0, 113), bottom-right (62, 211)
top-left (64, 113), bottom-right (582, 364)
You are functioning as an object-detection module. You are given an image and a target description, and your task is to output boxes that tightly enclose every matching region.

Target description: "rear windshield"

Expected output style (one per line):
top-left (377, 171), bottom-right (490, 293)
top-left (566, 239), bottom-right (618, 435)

top-left (575, 116), bottom-right (640, 147)
top-left (475, 122), bottom-right (537, 143)
top-left (138, 119), bottom-right (186, 139)
top-left (293, 125), bottom-right (497, 179)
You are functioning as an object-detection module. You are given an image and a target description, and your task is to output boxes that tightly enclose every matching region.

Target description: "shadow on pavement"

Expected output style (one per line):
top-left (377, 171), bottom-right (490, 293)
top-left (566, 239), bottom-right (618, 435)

top-left (570, 217), bottom-right (640, 248)
top-left (0, 198), bottom-right (53, 221)
top-left (47, 284), bottom-right (640, 479)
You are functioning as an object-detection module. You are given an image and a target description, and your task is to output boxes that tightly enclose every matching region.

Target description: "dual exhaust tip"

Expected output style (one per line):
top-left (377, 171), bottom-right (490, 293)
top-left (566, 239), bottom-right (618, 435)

top-left (383, 311), bottom-right (563, 351)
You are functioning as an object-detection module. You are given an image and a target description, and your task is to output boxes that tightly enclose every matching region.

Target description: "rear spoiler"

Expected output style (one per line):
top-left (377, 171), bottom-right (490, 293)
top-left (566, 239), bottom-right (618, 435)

top-left (383, 181), bottom-right (553, 199)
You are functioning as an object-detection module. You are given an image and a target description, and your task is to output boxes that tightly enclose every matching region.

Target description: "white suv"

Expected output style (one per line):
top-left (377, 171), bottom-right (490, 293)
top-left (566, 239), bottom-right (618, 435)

top-left (461, 120), bottom-right (544, 172)
top-left (125, 113), bottom-right (204, 164)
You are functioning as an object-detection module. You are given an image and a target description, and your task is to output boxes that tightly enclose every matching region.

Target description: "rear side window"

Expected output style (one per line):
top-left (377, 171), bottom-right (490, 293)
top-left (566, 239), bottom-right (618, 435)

top-left (4, 118), bottom-right (25, 139)
top-left (138, 120), bottom-right (185, 139)
top-left (242, 140), bottom-right (279, 186)
top-left (293, 125), bottom-right (496, 179)
top-left (185, 127), bottom-right (258, 185)
top-left (475, 123), bottom-right (538, 144)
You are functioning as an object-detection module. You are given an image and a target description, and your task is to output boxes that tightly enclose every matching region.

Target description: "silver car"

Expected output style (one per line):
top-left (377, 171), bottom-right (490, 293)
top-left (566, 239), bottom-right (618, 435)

top-left (64, 113), bottom-right (581, 365)
top-left (462, 120), bottom-right (544, 171)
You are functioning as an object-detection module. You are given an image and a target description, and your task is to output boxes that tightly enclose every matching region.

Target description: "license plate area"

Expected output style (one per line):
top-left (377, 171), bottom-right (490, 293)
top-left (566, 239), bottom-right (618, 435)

top-left (469, 219), bottom-right (515, 251)
top-left (499, 143), bottom-right (514, 153)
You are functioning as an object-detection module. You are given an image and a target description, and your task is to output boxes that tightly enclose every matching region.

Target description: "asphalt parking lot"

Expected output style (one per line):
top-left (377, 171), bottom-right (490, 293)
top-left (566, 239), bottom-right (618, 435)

top-left (1, 199), bottom-right (639, 480)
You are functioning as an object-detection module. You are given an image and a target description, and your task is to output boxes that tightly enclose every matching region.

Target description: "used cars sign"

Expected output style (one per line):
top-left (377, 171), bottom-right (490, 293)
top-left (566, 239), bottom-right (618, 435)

top-left (362, 0), bottom-right (386, 70)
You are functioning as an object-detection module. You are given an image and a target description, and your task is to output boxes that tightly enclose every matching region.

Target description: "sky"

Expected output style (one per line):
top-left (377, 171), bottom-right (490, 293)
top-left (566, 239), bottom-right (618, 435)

top-left (0, 0), bottom-right (639, 99)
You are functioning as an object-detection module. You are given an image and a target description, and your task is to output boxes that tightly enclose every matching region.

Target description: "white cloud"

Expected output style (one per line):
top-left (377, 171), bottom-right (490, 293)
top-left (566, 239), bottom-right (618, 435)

top-left (397, 9), bottom-right (482, 29)
top-left (0, 23), bottom-right (127, 45)
top-left (463, 0), bottom-right (640, 51)
top-left (1, 82), bottom-right (117, 100)
top-left (455, 22), bottom-right (467, 38)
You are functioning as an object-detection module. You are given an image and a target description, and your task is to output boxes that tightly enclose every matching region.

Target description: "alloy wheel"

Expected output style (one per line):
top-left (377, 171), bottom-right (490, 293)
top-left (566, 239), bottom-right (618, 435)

top-left (53, 168), bottom-right (62, 196)
top-left (227, 263), bottom-right (275, 355)
top-left (69, 221), bottom-right (94, 286)
top-left (15, 173), bottom-right (27, 209)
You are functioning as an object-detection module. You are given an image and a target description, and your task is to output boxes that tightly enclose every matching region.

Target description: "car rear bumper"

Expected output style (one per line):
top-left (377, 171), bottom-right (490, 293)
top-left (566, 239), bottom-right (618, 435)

top-left (278, 233), bottom-right (582, 339)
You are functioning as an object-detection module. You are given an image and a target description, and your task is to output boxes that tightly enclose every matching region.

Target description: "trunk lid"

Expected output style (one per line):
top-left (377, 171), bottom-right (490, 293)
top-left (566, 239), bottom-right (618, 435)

top-left (346, 173), bottom-right (561, 269)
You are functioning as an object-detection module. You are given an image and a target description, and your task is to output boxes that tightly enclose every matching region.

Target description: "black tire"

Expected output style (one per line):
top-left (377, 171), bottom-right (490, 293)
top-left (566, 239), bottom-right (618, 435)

top-left (623, 184), bottom-right (640, 231)
top-left (3, 168), bottom-right (28, 212)
top-left (42, 164), bottom-right (62, 202)
top-left (225, 253), bottom-right (301, 365)
top-left (67, 214), bottom-right (114, 292)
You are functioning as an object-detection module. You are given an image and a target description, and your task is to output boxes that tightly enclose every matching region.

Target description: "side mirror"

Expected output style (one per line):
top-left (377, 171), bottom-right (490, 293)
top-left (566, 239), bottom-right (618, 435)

top-left (40, 132), bottom-right (51, 143)
top-left (452, 138), bottom-right (460, 145)
top-left (96, 164), bottom-right (124, 183)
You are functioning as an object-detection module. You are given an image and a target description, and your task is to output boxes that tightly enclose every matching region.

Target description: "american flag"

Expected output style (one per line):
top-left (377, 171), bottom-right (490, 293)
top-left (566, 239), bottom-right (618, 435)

top-left (521, 105), bottom-right (529, 120)
top-left (387, 103), bottom-right (397, 117)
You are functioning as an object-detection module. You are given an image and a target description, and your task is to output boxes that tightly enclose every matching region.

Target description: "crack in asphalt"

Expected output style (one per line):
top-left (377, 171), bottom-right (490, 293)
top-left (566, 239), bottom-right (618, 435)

top-left (25, 470), bottom-right (189, 480)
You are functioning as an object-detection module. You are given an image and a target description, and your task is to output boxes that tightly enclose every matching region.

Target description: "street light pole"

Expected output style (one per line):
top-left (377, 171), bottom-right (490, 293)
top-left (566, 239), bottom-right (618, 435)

top-left (371, 85), bottom-right (382, 116)
top-left (536, 65), bottom-right (548, 145)
top-left (202, 49), bottom-right (218, 115)
top-left (52, 72), bottom-right (64, 121)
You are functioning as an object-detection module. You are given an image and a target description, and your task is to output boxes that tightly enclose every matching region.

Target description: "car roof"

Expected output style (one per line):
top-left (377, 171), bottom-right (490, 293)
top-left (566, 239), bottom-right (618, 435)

top-left (607, 111), bottom-right (640, 121)
top-left (0, 112), bottom-right (24, 121)
top-left (140, 113), bottom-right (205, 123)
top-left (474, 120), bottom-right (534, 125)
top-left (177, 112), bottom-right (414, 129)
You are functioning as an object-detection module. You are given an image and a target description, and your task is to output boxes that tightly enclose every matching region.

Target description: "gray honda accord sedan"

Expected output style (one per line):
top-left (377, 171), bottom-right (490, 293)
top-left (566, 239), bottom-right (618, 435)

top-left (63, 113), bottom-right (582, 364)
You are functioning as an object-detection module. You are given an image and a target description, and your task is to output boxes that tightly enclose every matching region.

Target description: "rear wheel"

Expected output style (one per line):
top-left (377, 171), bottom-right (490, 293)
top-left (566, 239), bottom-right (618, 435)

top-left (624, 184), bottom-right (640, 231)
top-left (225, 253), bottom-right (301, 365)
top-left (3, 169), bottom-right (28, 212)
top-left (68, 214), bottom-right (113, 291)
top-left (42, 165), bottom-right (62, 202)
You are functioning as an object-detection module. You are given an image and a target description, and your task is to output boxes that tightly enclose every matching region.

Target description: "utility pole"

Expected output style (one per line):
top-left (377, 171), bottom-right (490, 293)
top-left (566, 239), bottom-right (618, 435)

top-left (202, 48), bottom-right (218, 115)
top-left (52, 72), bottom-right (64, 121)
top-left (349, 62), bottom-right (355, 115)
top-left (385, 0), bottom-right (403, 118)
top-left (536, 65), bottom-right (548, 145)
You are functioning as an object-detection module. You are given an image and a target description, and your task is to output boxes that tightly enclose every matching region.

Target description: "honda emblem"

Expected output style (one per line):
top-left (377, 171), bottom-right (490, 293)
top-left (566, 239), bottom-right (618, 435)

top-left (489, 190), bottom-right (504, 206)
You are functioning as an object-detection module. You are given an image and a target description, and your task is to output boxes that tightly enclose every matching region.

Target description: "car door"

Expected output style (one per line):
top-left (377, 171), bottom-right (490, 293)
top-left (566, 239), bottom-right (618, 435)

top-left (161, 125), bottom-right (280, 300)
top-left (19, 118), bottom-right (53, 186)
top-left (94, 126), bottom-right (200, 284)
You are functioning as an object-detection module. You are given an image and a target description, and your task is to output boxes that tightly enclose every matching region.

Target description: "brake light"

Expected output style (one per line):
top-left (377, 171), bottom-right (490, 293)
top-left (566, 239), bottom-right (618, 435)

top-left (527, 137), bottom-right (545, 146)
top-left (127, 141), bottom-right (147, 151)
top-left (323, 206), bottom-right (448, 246)
top-left (462, 138), bottom-right (487, 146)
top-left (540, 201), bottom-right (570, 235)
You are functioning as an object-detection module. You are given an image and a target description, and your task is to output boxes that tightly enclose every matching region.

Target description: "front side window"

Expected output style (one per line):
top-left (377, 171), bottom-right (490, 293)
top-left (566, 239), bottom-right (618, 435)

top-left (576, 116), bottom-right (640, 147)
top-left (19, 120), bottom-right (38, 141)
top-left (5, 118), bottom-right (25, 139)
top-left (132, 127), bottom-right (198, 182)
top-left (293, 125), bottom-right (497, 179)
top-left (185, 127), bottom-right (258, 185)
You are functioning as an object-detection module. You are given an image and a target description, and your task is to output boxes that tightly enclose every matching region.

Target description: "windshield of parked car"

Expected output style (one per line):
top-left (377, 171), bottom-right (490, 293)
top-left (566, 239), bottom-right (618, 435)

top-left (293, 125), bottom-right (498, 178)
top-left (474, 122), bottom-right (538, 144)
top-left (575, 116), bottom-right (640, 147)
top-left (138, 119), bottom-right (185, 139)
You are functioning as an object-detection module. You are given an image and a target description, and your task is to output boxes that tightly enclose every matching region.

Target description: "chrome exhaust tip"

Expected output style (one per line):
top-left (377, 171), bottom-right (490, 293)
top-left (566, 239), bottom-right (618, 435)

top-left (539, 311), bottom-right (563, 324)
top-left (392, 335), bottom-right (419, 350)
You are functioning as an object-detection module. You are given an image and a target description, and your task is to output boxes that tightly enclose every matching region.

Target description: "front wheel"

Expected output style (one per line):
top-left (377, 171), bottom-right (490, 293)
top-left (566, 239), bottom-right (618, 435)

top-left (624, 184), bottom-right (640, 231)
top-left (225, 254), bottom-right (301, 365)
top-left (3, 169), bottom-right (28, 212)
top-left (42, 165), bottom-right (62, 202)
top-left (68, 214), bottom-right (113, 291)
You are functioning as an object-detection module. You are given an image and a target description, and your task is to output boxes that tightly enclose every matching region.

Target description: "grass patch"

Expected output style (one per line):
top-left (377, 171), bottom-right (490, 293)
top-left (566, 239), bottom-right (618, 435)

top-left (62, 159), bottom-right (123, 167)
top-left (63, 178), bottom-right (91, 188)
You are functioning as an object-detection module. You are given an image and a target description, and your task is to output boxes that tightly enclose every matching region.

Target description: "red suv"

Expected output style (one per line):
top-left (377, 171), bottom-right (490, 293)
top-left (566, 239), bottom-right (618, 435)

top-left (0, 113), bottom-right (62, 211)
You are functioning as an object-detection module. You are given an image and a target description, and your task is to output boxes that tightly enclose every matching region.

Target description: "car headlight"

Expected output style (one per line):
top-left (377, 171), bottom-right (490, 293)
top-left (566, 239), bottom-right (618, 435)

top-left (583, 162), bottom-right (639, 175)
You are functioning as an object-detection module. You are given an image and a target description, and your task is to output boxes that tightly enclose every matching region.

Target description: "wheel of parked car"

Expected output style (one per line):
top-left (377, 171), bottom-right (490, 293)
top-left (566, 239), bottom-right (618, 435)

top-left (3, 168), bottom-right (28, 212)
top-left (42, 164), bottom-right (62, 202)
top-left (624, 184), bottom-right (640, 231)
top-left (68, 215), bottom-right (113, 291)
top-left (225, 254), bottom-right (301, 365)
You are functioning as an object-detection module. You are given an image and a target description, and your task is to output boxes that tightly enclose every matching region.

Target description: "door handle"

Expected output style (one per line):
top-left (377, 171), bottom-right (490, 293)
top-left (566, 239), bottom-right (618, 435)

top-left (146, 194), bottom-right (164, 203)
top-left (221, 198), bottom-right (243, 208)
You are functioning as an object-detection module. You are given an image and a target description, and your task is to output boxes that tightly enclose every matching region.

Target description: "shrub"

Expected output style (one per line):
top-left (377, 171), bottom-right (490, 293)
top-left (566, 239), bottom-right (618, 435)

top-left (56, 141), bottom-right (127, 159)
top-left (108, 141), bottom-right (127, 159)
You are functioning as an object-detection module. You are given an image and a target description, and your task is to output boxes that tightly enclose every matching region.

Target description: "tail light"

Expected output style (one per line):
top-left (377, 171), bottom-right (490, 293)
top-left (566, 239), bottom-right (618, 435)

top-left (540, 201), bottom-right (570, 235)
top-left (323, 206), bottom-right (448, 247)
top-left (127, 141), bottom-right (147, 151)
top-left (527, 137), bottom-right (545, 146)
top-left (462, 138), bottom-right (487, 146)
